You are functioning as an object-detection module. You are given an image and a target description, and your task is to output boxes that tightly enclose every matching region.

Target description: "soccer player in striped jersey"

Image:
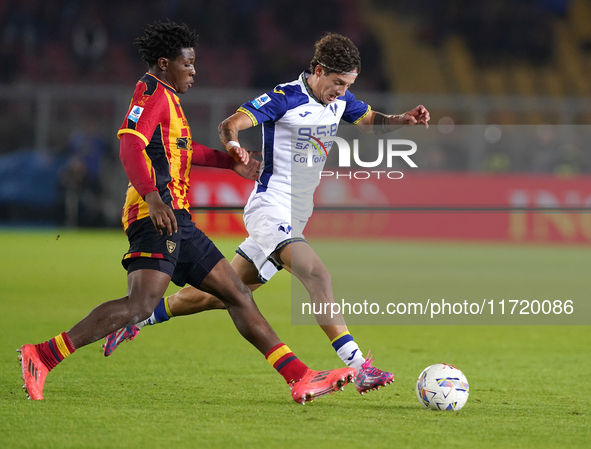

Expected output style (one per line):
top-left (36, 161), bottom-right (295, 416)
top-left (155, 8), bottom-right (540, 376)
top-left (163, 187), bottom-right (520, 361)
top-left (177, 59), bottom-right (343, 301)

top-left (105, 33), bottom-right (430, 395)
top-left (17, 21), bottom-right (355, 404)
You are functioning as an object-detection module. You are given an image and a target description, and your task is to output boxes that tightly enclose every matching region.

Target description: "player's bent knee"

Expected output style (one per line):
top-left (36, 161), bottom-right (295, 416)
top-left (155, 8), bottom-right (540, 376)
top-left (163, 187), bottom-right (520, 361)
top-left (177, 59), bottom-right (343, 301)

top-left (220, 282), bottom-right (254, 309)
top-left (126, 301), bottom-right (157, 324)
top-left (199, 257), bottom-right (254, 309)
top-left (124, 292), bottom-right (165, 323)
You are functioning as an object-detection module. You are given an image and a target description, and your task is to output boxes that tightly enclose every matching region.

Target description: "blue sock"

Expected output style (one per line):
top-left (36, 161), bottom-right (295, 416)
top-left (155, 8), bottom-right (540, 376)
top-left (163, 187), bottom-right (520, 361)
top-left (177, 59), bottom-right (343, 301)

top-left (152, 297), bottom-right (171, 323)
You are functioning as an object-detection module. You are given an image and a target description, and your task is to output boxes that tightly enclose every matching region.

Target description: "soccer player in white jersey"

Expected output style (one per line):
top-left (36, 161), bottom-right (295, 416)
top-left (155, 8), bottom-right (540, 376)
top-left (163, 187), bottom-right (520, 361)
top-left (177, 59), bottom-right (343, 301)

top-left (104, 33), bottom-right (430, 394)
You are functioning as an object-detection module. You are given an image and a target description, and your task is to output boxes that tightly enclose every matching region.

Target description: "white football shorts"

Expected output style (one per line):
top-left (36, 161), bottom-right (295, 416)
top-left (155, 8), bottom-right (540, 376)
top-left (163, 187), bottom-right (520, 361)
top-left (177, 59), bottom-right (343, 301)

top-left (237, 193), bottom-right (307, 283)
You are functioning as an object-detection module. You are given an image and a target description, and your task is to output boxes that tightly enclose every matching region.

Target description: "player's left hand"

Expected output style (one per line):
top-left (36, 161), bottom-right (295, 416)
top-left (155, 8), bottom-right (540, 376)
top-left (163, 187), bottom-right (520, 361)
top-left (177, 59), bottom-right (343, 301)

top-left (399, 105), bottom-right (430, 128)
top-left (233, 152), bottom-right (261, 180)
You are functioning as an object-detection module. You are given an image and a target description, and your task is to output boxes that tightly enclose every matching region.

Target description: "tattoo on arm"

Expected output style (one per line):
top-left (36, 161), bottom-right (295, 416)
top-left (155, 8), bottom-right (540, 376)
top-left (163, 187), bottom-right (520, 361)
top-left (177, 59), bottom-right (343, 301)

top-left (373, 112), bottom-right (392, 134)
top-left (218, 119), bottom-right (238, 145)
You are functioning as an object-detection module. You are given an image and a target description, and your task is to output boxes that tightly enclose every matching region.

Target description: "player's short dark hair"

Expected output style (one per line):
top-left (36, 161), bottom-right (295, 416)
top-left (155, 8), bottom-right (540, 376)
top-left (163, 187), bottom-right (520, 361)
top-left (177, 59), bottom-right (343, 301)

top-left (309, 33), bottom-right (361, 75)
top-left (135, 20), bottom-right (199, 66)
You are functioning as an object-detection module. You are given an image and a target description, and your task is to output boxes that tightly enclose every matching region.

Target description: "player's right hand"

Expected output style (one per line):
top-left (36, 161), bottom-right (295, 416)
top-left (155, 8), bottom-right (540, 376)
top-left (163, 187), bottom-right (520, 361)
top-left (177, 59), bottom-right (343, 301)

top-left (228, 144), bottom-right (249, 165)
top-left (145, 191), bottom-right (178, 236)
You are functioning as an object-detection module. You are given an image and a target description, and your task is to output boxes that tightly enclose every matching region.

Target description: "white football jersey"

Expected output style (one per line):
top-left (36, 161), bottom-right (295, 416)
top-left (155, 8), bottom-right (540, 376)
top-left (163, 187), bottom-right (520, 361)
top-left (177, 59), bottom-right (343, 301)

top-left (238, 71), bottom-right (371, 222)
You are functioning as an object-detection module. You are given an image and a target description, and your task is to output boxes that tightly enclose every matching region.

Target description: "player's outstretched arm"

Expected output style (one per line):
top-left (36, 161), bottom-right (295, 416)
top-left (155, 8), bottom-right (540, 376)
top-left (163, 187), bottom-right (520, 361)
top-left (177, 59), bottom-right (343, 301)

top-left (190, 141), bottom-right (259, 180)
top-left (356, 105), bottom-right (430, 134)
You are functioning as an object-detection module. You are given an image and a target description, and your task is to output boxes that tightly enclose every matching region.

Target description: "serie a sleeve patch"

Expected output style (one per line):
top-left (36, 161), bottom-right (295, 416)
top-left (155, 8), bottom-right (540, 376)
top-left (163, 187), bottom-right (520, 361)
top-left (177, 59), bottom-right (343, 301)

top-left (127, 105), bottom-right (145, 123)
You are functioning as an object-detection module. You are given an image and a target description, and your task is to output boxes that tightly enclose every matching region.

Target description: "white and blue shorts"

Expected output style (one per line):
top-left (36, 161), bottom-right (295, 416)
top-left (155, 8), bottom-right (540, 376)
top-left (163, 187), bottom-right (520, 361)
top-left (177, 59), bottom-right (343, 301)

top-left (237, 194), bottom-right (307, 283)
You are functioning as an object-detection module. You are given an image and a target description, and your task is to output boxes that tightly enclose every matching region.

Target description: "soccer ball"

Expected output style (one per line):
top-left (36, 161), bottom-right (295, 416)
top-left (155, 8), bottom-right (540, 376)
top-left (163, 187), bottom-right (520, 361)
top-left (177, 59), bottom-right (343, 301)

top-left (416, 363), bottom-right (469, 411)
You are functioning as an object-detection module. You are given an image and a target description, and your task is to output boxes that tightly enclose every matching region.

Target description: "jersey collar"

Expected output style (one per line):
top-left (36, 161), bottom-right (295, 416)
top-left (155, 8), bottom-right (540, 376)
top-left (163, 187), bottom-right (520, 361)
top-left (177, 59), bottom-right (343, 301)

top-left (301, 71), bottom-right (325, 106)
top-left (144, 72), bottom-right (177, 94)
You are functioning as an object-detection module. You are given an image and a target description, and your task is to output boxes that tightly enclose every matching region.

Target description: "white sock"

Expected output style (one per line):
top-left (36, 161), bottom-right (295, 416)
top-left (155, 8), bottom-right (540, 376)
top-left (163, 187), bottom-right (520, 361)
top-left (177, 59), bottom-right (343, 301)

top-left (336, 341), bottom-right (365, 372)
top-left (137, 297), bottom-right (173, 329)
top-left (136, 316), bottom-right (153, 329)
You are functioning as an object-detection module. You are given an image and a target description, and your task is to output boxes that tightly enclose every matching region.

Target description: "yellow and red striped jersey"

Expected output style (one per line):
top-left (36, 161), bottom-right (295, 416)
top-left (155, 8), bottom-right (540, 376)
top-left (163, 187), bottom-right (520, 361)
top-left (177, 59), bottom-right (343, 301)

top-left (118, 73), bottom-right (193, 231)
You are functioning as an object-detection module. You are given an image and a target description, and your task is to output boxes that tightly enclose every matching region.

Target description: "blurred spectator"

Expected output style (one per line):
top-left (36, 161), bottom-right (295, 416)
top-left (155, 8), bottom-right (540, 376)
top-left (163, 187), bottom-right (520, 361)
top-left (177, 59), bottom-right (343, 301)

top-left (0, 0), bottom-right (387, 89)
top-left (422, 0), bottom-right (559, 65)
top-left (59, 120), bottom-right (108, 227)
top-left (71, 8), bottom-right (108, 78)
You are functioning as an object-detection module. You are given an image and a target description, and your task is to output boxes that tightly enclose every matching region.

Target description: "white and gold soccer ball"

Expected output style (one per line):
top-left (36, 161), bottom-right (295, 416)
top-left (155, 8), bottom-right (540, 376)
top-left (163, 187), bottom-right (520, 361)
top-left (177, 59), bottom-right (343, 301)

top-left (416, 363), bottom-right (470, 411)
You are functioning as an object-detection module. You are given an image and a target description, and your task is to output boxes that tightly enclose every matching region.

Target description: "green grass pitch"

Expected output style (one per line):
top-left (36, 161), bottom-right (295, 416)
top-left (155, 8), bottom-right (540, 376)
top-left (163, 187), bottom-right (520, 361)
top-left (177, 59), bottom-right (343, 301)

top-left (0, 229), bottom-right (589, 448)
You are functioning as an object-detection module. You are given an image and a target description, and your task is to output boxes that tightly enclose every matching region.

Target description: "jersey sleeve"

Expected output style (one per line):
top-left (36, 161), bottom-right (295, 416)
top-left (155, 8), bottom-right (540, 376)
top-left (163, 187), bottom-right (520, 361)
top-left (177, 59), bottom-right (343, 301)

top-left (117, 83), bottom-right (165, 145)
top-left (191, 142), bottom-right (235, 169)
top-left (341, 90), bottom-right (372, 125)
top-left (119, 133), bottom-right (158, 198)
top-left (236, 87), bottom-right (289, 126)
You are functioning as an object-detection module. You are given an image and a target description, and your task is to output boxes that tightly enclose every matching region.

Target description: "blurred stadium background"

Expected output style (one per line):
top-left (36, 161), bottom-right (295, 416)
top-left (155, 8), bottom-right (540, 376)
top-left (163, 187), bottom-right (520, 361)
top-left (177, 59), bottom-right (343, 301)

top-left (1, 0), bottom-right (590, 244)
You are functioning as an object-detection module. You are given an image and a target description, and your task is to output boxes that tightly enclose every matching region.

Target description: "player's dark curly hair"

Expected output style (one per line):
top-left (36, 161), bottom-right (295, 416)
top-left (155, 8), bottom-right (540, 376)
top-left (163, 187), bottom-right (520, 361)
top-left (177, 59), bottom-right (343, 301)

top-left (309, 33), bottom-right (361, 75)
top-left (134, 20), bottom-right (199, 66)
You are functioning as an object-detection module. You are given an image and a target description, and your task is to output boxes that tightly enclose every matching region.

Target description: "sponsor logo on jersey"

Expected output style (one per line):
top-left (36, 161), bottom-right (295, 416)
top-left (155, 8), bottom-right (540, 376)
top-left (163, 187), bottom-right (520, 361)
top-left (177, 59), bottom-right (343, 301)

top-left (128, 105), bottom-right (144, 123)
top-left (251, 94), bottom-right (271, 109)
top-left (305, 135), bottom-right (329, 158)
top-left (299, 111), bottom-right (312, 117)
top-left (176, 137), bottom-right (189, 150)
